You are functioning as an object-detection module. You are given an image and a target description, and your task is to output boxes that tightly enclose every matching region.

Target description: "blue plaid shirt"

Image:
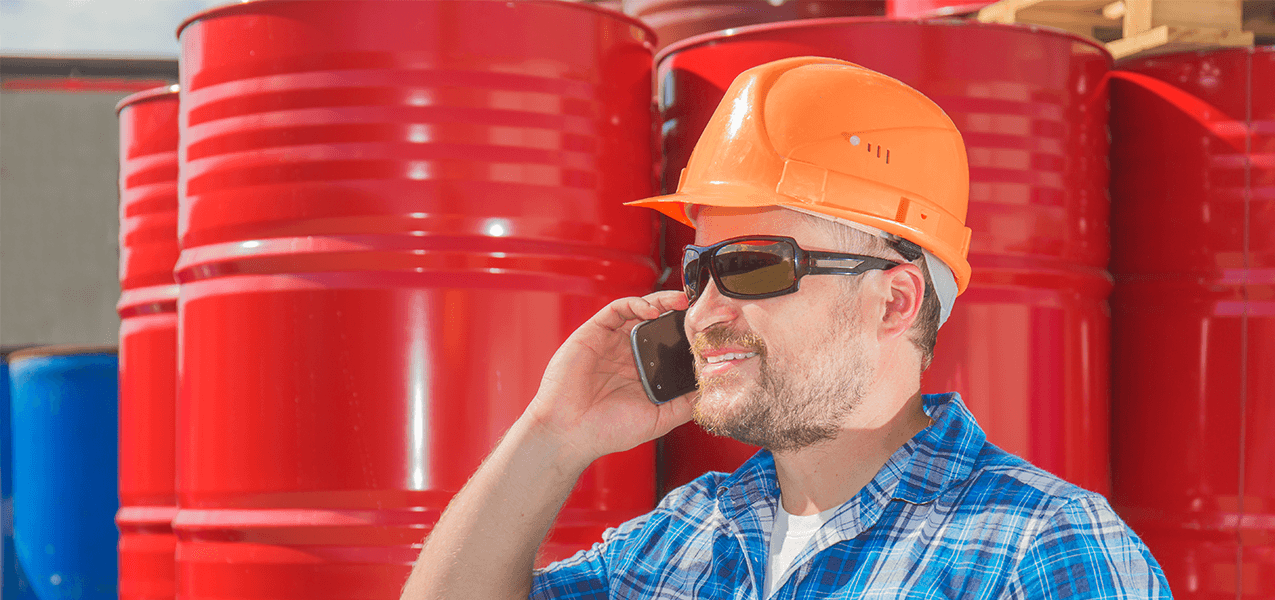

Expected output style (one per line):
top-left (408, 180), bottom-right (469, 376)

top-left (531, 393), bottom-right (1170, 599)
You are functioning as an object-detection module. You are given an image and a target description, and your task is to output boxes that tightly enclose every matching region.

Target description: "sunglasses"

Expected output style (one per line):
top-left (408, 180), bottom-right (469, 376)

top-left (681, 235), bottom-right (901, 305)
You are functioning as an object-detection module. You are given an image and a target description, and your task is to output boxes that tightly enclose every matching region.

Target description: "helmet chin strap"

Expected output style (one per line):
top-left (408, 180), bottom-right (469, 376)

top-left (782, 206), bottom-right (957, 328)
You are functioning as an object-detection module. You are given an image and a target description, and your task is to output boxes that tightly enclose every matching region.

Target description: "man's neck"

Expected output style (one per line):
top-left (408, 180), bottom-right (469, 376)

top-left (771, 390), bottom-right (930, 516)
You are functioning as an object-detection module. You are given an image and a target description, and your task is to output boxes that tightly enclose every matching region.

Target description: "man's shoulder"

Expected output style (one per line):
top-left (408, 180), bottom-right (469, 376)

top-left (937, 438), bottom-right (1109, 527)
top-left (932, 439), bottom-right (1153, 562)
top-left (965, 441), bottom-right (1092, 503)
top-left (908, 440), bottom-right (1170, 595)
top-left (919, 393), bottom-right (1099, 515)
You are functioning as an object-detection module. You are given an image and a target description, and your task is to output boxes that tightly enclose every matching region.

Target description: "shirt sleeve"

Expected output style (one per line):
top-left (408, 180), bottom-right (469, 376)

top-left (528, 512), bottom-right (653, 600)
top-left (1006, 494), bottom-right (1172, 599)
top-left (528, 542), bottom-right (610, 600)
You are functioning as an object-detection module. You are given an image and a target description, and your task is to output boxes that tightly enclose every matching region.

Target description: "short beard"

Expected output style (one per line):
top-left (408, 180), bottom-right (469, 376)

top-left (690, 305), bottom-right (872, 452)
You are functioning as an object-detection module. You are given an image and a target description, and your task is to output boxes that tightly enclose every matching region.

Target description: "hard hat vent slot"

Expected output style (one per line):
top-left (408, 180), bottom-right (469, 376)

top-left (896, 197), bottom-right (910, 223)
top-left (864, 141), bottom-right (890, 164)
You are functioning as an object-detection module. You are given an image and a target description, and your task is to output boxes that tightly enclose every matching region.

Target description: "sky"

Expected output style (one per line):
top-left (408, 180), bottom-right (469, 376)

top-left (1, 0), bottom-right (229, 58)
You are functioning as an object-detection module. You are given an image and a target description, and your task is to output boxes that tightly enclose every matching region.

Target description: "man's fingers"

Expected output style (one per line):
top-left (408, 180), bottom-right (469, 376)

top-left (653, 391), bottom-right (697, 438)
top-left (595, 290), bottom-right (688, 331)
top-left (647, 290), bottom-right (690, 315)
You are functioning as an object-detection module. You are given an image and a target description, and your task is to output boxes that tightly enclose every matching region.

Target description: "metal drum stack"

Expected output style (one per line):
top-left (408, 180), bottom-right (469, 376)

top-left (116, 85), bottom-right (181, 600)
top-left (8, 347), bottom-right (119, 600)
top-left (1109, 47), bottom-right (1275, 598)
top-left (174, 0), bottom-right (659, 595)
top-left (885, 0), bottom-right (994, 18)
top-left (654, 19), bottom-right (1114, 495)
top-left (624, 0), bottom-right (884, 51)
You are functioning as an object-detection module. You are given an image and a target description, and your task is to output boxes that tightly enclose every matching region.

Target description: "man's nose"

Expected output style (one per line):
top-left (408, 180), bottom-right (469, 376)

top-left (684, 276), bottom-right (739, 338)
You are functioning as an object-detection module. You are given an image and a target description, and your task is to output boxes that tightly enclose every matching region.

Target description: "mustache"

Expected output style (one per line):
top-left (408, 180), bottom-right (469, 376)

top-left (690, 325), bottom-right (766, 360)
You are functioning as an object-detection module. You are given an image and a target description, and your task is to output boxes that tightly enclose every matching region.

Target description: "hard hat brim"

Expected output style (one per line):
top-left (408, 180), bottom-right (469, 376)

top-left (626, 186), bottom-right (971, 295)
top-left (625, 183), bottom-right (777, 229)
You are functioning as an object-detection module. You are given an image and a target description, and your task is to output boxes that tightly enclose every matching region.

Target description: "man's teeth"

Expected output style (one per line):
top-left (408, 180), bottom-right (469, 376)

top-left (705, 352), bottom-right (757, 364)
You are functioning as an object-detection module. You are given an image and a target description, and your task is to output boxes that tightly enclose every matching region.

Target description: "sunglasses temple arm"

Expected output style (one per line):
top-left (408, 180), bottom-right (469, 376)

top-left (805, 251), bottom-right (900, 274)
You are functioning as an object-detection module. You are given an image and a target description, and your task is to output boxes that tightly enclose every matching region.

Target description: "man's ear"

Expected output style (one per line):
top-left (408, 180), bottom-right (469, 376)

top-left (878, 263), bottom-right (924, 339)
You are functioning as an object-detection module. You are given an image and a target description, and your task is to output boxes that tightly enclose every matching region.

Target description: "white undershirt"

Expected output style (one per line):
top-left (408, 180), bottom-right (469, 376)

top-left (764, 504), bottom-right (837, 598)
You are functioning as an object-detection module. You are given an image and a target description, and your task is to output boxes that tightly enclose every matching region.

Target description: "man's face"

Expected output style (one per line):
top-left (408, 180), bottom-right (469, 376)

top-left (683, 206), bottom-right (877, 452)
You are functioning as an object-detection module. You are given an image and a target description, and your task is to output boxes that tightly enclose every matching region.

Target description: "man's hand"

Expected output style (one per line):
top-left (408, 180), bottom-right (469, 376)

top-left (525, 290), bottom-right (696, 468)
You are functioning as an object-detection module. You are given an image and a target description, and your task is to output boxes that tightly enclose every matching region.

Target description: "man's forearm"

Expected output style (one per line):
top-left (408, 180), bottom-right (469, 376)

top-left (400, 414), bottom-right (591, 600)
top-left (400, 290), bottom-right (692, 598)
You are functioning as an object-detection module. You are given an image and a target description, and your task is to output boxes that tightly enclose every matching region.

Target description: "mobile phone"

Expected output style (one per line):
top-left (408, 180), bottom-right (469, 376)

top-left (631, 310), bottom-right (698, 404)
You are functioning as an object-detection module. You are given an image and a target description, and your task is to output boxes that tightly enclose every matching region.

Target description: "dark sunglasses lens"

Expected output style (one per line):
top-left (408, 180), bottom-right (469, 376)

top-left (714, 241), bottom-right (796, 296)
top-left (682, 249), bottom-right (702, 301)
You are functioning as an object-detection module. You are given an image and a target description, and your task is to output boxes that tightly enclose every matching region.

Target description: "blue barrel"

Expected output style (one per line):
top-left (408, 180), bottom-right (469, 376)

top-left (2, 346), bottom-right (37, 600)
top-left (3, 350), bottom-right (11, 598)
top-left (8, 347), bottom-right (118, 600)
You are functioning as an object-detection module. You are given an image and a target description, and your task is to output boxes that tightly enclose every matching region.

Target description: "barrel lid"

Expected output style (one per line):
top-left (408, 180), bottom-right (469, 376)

top-left (178, 0), bottom-right (263, 38)
top-left (1, 345), bottom-right (37, 361)
top-left (655, 16), bottom-right (1112, 68)
top-left (1116, 43), bottom-right (1275, 65)
top-left (178, 0), bottom-right (657, 46)
top-left (7, 345), bottom-right (119, 363)
top-left (551, 0), bottom-right (658, 43)
top-left (116, 84), bottom-right (180, 115)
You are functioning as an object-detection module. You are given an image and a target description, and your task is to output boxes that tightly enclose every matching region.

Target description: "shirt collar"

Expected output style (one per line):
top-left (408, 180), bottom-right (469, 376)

top-left (709, 393), bottom-right (986, 591)
top-left (715, 392), bottom-right (986, 526)
top-left (715, 446), bottom-right (779, 525)
top-left (893, 392), bottom-right (985, 503)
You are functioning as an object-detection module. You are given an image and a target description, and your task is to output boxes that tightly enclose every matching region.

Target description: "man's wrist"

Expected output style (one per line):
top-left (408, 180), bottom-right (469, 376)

top-left (511, 408), bottom-right (597, 479)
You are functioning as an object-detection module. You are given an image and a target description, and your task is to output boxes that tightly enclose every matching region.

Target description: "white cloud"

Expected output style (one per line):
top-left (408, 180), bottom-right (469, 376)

top-left (1, 0), bottom-right (227, 57)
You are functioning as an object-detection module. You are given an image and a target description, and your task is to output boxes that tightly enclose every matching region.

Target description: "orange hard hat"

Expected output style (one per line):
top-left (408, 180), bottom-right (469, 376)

top-left (629, 56), bottom-right (973, 295)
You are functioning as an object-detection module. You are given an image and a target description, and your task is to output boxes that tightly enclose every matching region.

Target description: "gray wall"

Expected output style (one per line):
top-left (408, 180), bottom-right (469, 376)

top-left (1, 89), bottom-right (129, 346)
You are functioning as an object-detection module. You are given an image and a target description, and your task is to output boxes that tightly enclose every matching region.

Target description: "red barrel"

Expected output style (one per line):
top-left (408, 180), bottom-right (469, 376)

top-left (116, 85), bottom-right (180, 600)
top-left (623, 0), bottom-right (884, 50)
top-left (1110, 47), bottom-right (1275, 599)
top-left (655, 19), bottom-right (1113, 496)
top-left (175, 1), bottom-right (658, 595)
top-left (885, 0), bottom-right (993, 18)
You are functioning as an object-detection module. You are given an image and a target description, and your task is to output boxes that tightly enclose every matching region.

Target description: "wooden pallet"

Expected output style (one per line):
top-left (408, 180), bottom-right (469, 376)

top-left (977, 0), bottom-right (1263, 60)
top-left (977, 0), bottom-right (1122, 40)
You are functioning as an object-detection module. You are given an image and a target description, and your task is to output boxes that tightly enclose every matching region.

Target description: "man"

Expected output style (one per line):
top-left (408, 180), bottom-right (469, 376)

top-left (401, 57), bottom-right (1170, 599)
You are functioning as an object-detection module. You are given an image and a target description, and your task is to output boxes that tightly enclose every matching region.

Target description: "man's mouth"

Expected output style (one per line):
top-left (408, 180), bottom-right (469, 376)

top-left (691, 325), bottom-right (766, 378)
top-left (703, 351), bottom-right (758, 364)
top-left (695, 348), bottom-right (762, 379)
